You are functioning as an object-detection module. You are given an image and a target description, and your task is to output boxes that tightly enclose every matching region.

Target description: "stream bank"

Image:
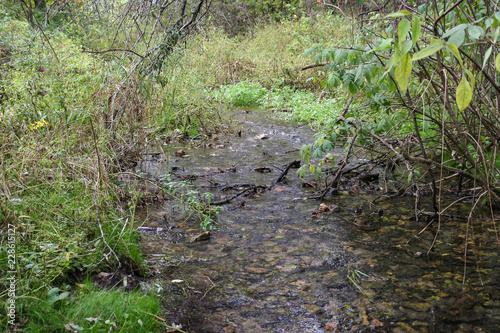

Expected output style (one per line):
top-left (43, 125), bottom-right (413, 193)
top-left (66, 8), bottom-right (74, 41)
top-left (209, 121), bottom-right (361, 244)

top-left (131, 109), bottom-right (500, 332)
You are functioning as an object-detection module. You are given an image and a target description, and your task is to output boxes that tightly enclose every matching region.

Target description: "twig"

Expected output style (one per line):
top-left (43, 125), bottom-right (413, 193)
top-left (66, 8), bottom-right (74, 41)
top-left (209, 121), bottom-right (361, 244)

top-left (92, 189), bottom-right (121, 267)
top-left (138, 310), bottom-right (167, 322)
top-left (275, 160), bottom-right (300, 184)
top-left (139, 310), bottom-right (187, 333)
top-left (301, 62), bottom-right (330, 70)
top-left (201, 276), bottom-right (215, 300)
top-left (82, 48), bottom-right (144, 59)
top-left (211, 186), bottom-right (265, 205)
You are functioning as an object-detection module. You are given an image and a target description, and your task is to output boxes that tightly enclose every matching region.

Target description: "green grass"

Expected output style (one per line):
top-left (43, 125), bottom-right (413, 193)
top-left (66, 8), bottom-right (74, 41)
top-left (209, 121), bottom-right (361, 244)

top-left (15, 281), bottom-right (161, 332)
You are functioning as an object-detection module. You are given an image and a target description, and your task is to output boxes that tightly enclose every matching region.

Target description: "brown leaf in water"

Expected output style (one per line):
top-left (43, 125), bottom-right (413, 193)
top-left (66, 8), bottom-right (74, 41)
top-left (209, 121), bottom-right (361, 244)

top-left (189, 231), bottom-right (211, 243)
top-left (319, 203), bottom-right (329, 211)
top-left (177, 222), bottom-right (187, 227)
top-left (371, 319), bottom-right (384, 327)
top-left (302, 180), bottom-right (318, 188)
top-left (245, 266), bottom-right (268, 274)
top-left (222, 327), bottom-right (235, 333)
top-left (362, 312), bottom-right (370, 325)
top-left (175, 149), bottom-right (186, 157)
top-left (254, 167), bottom-right (271, 173)
top-left (214, 168), bottom-right (224, 173)
top-left (325, 321), bottom-right (339, 332)
top-left (318, 203), bottom-right (338, 212)
top-left (273, 186), bottom-right (288, 192)
top-left (290, 280), bottom-right (311, 290)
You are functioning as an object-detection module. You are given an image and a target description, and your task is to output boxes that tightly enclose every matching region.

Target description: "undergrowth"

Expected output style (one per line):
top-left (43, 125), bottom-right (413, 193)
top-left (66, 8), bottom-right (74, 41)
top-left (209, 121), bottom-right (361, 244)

top-left (0, 10), bottom-right (160, 332)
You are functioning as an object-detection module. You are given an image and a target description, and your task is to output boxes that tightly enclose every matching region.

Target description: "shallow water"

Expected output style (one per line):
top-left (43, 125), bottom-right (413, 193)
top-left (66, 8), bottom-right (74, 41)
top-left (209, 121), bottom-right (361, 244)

top-left (134, 109), bottom-right (500, 332)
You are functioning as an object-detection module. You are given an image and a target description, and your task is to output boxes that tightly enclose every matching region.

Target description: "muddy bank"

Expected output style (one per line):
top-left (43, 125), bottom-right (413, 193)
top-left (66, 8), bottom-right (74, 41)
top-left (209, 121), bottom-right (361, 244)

top-left (132, 109), bottom-right (500, 332)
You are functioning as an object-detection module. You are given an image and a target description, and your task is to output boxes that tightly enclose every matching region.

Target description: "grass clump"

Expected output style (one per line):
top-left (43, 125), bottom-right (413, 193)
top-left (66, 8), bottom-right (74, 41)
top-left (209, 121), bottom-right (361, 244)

top-left (218, 81), bottom-right (267, 106)
top-left (17, 281), bottom-right (161, 332)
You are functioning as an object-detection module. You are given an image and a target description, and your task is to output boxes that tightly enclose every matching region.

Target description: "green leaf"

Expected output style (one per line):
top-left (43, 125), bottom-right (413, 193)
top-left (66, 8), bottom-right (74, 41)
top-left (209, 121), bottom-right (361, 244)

top-left (385, 54), bottom-right (395, 73)
top-left (468, 25), bottom-right (485, 40)
top-left (465, 69), bottom-right (475, 91)
top-left (456, 76), bottom-right (472, 111)
top-left (386, 10), bottom-right (413, 18)
top-left (395, 53), bottom-right (412, 92)
top-left (447, 29), bottom-right (465, 47)
top-left (442, 24), bottom-right (468, 38)
top-left (398, 19), bottom-right (411, 44)
top-left (412, 39), bottom-right (444, 61)
top-left (401, 40), bottom-right (413, 54)
top-left (483, 46), bottom-right (493, 70)
top-left (496, 53), bottom-right (500, 72)
top-left (412, 16), bottom-right (421, 46)
top-left (368, 38), bottom-right (393, 53)
top-left (446, 43), bottom-right (463, 67)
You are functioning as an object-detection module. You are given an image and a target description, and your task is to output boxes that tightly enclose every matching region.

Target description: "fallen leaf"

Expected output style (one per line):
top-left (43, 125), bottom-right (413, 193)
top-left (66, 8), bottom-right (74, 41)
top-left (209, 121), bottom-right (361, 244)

top-left (273, 186), bottom-right (288, 192)
top-left (371, 319), bottom-right (383, 327)
top-left (325, 321), bottom-right (339, 332)
top-left (254, 167), bottom-right (271, 173)
top-left (85, 317), bottom-right (99, 323)
top-left (290, 280), bottom-right (311, 290)
top-left (245, 266), bottom-right (268, 274)
top-left (362, 313), bottom-right (370, 325)
top-left (222, 327), bottom-right (235, 333)
top-left (189, 231), bottom-right (211, 243)
top-left (252, 133), bottom-right (269, 140)
top-left (175, 149), bottom-right (186, 157)
top-left (302, 180), bottom-right (318, 188)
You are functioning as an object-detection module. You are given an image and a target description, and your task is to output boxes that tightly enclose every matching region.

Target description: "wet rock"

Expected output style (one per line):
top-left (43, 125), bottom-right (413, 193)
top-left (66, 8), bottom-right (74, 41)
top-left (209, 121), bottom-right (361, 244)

top-left (401, 301), bottom-right (432, 312)
top-left (304, 304), bottom-right (320, 314)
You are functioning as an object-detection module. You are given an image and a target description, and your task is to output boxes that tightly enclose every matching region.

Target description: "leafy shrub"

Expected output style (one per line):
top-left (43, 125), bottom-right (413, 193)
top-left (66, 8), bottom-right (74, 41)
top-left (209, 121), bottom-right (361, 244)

top-left (219, 80), bottom-right (267, 106)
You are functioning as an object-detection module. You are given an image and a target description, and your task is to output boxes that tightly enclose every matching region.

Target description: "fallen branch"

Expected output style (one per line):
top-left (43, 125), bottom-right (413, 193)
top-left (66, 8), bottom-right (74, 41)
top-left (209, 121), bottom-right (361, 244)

top-left (210, 186), bottom-right (266, 205)
top-left (275, 160), bottom-right (301, 184)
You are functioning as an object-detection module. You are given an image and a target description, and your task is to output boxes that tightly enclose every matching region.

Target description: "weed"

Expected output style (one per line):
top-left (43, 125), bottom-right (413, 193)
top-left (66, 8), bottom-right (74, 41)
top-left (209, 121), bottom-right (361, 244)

top-left (162, 177), bottom-right (223, 230)
top-left (347, 269), bottom-right (370, 291)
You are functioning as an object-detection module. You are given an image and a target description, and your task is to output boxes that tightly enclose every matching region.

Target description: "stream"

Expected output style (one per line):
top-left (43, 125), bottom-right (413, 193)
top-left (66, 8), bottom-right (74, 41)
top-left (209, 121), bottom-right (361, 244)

top-left (132, 109), bottom-right (500, 332)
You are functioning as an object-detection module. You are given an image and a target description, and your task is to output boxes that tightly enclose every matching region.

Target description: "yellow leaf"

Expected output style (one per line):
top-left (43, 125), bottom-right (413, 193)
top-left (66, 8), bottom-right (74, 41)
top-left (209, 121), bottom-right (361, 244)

top-left (456, 76), bottom-right (472, 111)
top-left (496, 53), bottom-right (500, 72)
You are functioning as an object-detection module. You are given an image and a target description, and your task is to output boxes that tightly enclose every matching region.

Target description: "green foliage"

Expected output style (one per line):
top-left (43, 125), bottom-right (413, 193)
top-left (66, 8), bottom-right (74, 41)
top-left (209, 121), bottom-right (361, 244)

top-left (347, 268), bottom-right (370, 291)
top-left (17, 281), bottom-right (161, 332)
top-left (301, 0), bottom-right (500, 201)
top-left (0, 11), bottom-right (159, 332)
top-left (162, 177), bottom-right (223, 230)
top-left (219, 81), bottom-right (267, 106)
